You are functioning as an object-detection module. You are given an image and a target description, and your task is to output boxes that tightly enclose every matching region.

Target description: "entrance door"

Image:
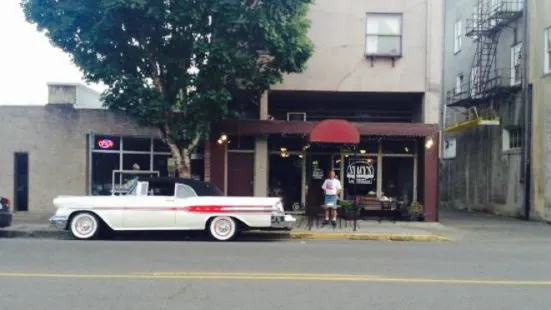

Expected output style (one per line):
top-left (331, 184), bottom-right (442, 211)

top-left (306, 154), bottom-right (332, 212)
top-left (227, 152), bottom-right (254, 196)
top-left (13, 152), bottom-right (29, 212)
top-left (269, 154), bottom-right (302, 211)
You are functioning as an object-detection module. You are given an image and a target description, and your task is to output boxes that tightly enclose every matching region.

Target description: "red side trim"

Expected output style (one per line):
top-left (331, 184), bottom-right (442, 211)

top-left (89, 205), bottom-right (273, 214)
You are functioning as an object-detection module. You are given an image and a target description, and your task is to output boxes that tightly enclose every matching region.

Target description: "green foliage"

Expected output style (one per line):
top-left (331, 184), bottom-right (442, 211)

top-left (338, 200), bottom-right (354, 212)
top-left (22, 0), bottom-right (314, 153)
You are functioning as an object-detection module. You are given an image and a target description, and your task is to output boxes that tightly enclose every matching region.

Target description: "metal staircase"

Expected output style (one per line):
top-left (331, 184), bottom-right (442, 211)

top-left (445, 0), bottom-right (524, 133)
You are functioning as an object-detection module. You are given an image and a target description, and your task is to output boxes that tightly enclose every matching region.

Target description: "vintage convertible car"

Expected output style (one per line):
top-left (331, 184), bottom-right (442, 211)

top-left (49, 177), bottom-right (296, 241)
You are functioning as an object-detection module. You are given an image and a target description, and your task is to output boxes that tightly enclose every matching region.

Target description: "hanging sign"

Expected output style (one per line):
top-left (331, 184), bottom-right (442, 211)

top-left (346, 159), bottom-right (375, 184)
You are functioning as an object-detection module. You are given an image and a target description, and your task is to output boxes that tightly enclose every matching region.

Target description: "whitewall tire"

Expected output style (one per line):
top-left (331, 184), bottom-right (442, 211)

top-left (208, 216), bottom-right (237, 241)
top-left (69, 212), bottom-right (100, 240)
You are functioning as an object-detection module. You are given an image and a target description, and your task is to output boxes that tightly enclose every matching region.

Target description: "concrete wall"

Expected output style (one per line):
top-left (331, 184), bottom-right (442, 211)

top-left (530, 0), bottom-right (551, 220)
top-left (272, 0), bottom-right (443, 124)
top-left (0, 105), bottom-right (160, 215)
top-left (440, 0), bottom-right (526, 217)
top-left (47, 83), bottom-right (104, 109)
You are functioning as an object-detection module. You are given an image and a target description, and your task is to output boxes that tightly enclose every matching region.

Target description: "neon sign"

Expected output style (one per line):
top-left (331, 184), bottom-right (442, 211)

top-left (97, 139), bottom-right (114, 149)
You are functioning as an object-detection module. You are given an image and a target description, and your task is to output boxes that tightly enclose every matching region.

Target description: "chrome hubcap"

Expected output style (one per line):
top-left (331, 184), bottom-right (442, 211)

top-left (215, 220), bottom-right (231, 236)
top-left (75, 217), bottom-right (94, 235)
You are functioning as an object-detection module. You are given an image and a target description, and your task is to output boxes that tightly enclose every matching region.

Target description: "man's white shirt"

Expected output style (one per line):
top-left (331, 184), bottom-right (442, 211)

top-left (322, 178), bottom-right (342, 196)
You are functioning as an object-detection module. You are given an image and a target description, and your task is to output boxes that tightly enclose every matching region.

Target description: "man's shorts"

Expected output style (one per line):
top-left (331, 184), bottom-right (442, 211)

top-left (323, 195), bottom-right (339, 209)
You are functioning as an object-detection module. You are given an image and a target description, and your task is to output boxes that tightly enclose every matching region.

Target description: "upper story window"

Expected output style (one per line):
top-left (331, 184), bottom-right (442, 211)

top-left (502, 127), bottom-right (522, 151)
top-left (455, 74), bottom-right (464, 94)
top-left (454, 20), bottom-right (462, 54)
top-left (545, 27), bottom-right (551, 74)
top-left (510, 43), bottom-right (522, 86)
top-left (365, 13), bottom-right (403, 57)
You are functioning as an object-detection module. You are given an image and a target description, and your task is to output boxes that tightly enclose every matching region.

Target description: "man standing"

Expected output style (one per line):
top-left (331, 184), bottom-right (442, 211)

top-left (321, 170), bottom-right (342, 227)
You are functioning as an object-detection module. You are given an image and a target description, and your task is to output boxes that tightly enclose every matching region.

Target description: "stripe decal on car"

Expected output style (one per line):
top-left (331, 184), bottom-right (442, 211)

top-left (88, 205), bottom-right (274, 213)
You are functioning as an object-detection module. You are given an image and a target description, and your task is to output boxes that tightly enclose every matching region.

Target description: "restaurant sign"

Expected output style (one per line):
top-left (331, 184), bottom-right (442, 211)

top-left (346, 160), bottom-right (375, 184)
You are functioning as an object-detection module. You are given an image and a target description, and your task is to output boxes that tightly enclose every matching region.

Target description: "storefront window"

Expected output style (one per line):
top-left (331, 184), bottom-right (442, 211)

top-left (381, 139), bottom-right (416, 154)
top-left (381, 157), bottom-right (414, 201)
top-left (355, 139), bottom-right (379, 155)
top-left (91, 152), bottom-right (120, 195)
top-left (344, 155), bottom-right (377, 198)
top-left (153, 154), bottom-right (172, 177)
top-left (122, 137), bottom-right (152, 152)
top-left (122, 153), bottom-right (151, 171)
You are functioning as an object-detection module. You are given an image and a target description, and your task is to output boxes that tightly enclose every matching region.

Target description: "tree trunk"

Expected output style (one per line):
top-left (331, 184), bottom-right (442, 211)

top-left (178, 148), bottom-right (192, 178)
top-left (165, 139), bottom-right (192, 178)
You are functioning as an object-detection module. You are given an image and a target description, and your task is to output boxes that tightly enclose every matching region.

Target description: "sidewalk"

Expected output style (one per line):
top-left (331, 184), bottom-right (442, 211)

top-left (0, 215), bottom-right (455, 242)
top-left (4, 209), bottom-right (550, 242)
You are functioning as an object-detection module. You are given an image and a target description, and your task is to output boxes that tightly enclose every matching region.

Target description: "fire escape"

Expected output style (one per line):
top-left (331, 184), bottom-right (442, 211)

top-left (445, 0), bottom-right (524, 133)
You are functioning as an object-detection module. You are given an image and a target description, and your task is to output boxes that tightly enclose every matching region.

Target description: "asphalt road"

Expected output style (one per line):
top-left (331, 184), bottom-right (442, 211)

top-left (1, 238), bottom-right (551, 310)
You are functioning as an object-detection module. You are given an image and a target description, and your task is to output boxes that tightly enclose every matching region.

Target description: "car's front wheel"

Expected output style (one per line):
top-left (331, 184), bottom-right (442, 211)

top-left (208, 216), bottom-right (237, 241)
top-left (69, 212), bottom-right (100, 240)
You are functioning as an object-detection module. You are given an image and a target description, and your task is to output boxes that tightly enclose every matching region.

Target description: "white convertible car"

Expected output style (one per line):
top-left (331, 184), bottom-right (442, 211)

top-left (49, 177), bottom-right (296, 241)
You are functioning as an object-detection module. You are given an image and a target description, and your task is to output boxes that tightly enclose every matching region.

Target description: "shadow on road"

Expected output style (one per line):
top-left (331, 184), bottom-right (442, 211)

top-left (89, 230), bottom-right (286, 242)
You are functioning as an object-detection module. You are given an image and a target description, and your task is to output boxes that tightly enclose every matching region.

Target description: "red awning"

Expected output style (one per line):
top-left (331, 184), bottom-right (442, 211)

top-left (309, 119), bottom-right (360, 144)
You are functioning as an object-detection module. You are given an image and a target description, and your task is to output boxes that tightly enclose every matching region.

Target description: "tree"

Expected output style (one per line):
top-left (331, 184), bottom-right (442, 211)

top-left (22, 0), bottom-right (314, 176)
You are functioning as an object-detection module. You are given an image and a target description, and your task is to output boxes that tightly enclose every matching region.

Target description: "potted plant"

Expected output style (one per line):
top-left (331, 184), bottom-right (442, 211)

top-left (408, 201), bottom-right (424, 221)
top-left (338, 200), bottom-right (356, 220)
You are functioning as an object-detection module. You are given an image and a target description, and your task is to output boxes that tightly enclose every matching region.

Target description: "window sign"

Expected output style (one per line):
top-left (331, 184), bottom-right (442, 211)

top-left (311, 160), bottom-right (324, 180)
top-left (94, 135), bottom-right (120, 150)
top-left (98, 139), bottom-right (114, 149)
top-left (346, 159), bottom-right (375, 185)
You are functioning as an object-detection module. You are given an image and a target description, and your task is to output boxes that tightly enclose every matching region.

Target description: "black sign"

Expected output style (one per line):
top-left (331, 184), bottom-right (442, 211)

top-left (346, 159), bottom-right (375, 185)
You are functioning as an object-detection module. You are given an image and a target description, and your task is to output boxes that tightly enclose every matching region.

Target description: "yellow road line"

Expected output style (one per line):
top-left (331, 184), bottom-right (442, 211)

top-left (0, 272), bottom-right (550, 286)
top-left (132, 272), bottom-right (382, 278)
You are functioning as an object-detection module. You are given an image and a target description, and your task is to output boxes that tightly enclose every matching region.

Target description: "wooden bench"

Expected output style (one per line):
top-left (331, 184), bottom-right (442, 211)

top-left (356, 196), bottom-right (401, 222)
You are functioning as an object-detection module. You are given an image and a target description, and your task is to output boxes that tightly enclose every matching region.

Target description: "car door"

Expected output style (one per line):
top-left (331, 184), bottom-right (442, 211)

top-left (122, 181), bottom-right (177, 229)
top-left (174, 183), bottom-right (203, 229)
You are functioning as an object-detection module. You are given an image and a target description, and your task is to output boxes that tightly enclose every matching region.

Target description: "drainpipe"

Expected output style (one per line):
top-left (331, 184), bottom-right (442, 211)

top-left (521, 0), bottom-right (531, 220)
top-left (440, 0), bottom-right (448, 160)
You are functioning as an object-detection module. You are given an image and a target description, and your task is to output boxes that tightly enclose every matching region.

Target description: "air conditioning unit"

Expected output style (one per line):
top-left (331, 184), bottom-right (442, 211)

top-left (287, 112), bottom-right (307, 121)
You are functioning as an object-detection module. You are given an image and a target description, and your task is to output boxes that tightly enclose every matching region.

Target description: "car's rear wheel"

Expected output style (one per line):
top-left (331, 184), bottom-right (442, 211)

top-left (69, 212), bottom-right (100, 240)
top-left (208, 216), bottom-right (237, 241)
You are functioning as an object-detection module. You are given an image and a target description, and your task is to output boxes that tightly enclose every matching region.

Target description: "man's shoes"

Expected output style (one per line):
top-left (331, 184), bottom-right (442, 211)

top-left (321, 219), bottom-right (329, 226)
top-left (331, 220), bottom-right (337, 228)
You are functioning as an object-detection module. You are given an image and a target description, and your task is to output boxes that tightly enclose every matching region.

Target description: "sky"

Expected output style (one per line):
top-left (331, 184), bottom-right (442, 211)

top-left (0, 0), bottom-right (106, 106)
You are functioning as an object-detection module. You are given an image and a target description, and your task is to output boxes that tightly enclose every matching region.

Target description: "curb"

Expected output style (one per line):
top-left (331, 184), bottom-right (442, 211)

top-left (285, 232), bottom-right (451, 242)
top-left (0, 229), bottom-right (452, 242)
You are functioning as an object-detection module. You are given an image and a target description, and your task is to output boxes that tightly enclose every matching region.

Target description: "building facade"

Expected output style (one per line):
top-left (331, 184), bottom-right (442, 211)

top-left (440, 0), bottom-right (551, 221)
top-left (0, 0), bottom-right (443, 221)
top-left (206, 0), bottom-right (443, 221)
top-left (0, 84), bottom-right (205, 216)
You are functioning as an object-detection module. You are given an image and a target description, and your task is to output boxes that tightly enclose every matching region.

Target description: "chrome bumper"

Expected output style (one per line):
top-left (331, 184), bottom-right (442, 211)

top-left (49, 215), bottom-right (68, 230)
top-left (270, 213), bottom-right (296, 230)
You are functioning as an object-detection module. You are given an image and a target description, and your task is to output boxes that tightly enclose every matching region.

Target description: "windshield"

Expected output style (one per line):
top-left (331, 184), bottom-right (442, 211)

top-left (124, 178), bottom-right (139, 195)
